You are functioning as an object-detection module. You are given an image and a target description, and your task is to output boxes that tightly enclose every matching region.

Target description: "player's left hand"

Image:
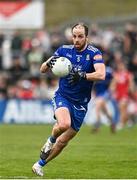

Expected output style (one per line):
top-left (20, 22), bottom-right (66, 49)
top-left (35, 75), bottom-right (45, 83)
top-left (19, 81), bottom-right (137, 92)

top-left (68, 69), bottom-right (87, 85)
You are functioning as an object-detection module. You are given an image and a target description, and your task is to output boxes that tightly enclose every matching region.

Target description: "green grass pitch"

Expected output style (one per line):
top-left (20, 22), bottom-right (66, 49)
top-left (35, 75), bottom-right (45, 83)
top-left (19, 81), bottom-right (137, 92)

top-left (0, 124), bottom-right (137, 179)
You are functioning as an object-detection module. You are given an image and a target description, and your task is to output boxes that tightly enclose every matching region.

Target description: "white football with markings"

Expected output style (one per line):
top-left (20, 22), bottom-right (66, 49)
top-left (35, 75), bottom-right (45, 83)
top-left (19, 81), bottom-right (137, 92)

top-left (51, 57), bottom-right (72, 77)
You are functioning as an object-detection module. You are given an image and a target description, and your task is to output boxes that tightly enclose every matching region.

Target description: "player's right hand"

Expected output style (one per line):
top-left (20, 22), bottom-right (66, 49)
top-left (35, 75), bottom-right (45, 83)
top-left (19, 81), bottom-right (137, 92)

top-left (46, 56), bottom-right (58, 68)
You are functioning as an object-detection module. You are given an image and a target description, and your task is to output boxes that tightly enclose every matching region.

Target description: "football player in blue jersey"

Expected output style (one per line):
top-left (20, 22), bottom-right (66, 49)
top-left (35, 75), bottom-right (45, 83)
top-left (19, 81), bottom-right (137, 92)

top-left (32, 23), bottom-right (105, 176)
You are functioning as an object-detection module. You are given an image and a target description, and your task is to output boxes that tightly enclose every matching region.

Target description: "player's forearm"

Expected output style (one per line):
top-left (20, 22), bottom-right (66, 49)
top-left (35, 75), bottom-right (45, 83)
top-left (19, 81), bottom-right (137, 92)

top-left (40, 62), bottom-right (49, 73)
top-left (86, 71), bottom-right (105, 81)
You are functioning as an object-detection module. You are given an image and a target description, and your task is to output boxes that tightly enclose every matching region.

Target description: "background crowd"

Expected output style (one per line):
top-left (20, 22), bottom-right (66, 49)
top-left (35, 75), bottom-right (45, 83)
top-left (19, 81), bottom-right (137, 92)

top-left (0, 22), bottom-right (137, 128)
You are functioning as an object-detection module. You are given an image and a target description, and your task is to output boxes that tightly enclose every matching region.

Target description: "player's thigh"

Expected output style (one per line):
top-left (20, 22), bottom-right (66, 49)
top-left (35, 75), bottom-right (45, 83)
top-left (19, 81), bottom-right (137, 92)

top-left (95, 97), bottom-right (105, 110)
top-left (119, 99), bottom-right (128, 111)
top-left (55, 107), bottom-right (71, 127)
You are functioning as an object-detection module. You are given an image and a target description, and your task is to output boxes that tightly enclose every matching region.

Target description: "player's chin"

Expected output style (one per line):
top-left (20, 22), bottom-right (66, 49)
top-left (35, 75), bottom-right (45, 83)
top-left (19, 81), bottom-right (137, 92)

top-left (74, 44), bottom-right (82, 50)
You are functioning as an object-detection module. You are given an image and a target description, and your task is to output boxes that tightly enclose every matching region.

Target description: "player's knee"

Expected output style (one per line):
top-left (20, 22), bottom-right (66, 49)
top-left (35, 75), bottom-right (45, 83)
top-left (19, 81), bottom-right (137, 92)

top-left (58, 123), bottom-right (70, 132)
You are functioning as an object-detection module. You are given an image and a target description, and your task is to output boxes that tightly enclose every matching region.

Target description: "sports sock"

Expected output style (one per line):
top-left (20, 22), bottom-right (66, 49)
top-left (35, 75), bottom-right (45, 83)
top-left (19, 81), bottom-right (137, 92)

top-left (49, 136), bottom-right (56, 143)
top-left (38, 159), bottom-right (47, 167)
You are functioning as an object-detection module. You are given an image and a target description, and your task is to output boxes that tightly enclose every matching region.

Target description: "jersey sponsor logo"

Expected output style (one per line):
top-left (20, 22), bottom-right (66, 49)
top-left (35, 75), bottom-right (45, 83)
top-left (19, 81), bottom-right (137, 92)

top-left (72, 64), bottom-right (82, 72)
top-left (86, 54), bottom-right (90, 61)
top-left (93, 54), bottom-right (102, 60)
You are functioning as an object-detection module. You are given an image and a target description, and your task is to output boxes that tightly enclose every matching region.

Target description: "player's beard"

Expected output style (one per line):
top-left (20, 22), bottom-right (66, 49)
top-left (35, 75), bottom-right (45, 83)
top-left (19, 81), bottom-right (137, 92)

top-left (74, 40), bottom-right (87, 51)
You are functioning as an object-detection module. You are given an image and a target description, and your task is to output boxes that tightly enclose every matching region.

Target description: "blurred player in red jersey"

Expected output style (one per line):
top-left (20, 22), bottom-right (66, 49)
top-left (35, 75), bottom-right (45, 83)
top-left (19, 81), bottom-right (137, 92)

top-left (111, 60), bottom-right (135, 129)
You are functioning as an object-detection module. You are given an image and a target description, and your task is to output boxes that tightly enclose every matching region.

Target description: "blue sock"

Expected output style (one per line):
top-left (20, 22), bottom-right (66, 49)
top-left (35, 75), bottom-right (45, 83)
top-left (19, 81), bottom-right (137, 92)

top-left (38, 159), bottom-right (47, 167)
top-left (50, 136), bottom-right (56, 143)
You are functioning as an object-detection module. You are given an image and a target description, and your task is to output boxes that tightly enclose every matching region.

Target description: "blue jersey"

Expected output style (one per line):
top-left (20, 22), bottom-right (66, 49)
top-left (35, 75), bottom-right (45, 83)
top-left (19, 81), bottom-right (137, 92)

top-left (53, 44), bottom-right (104, 105)
top-left (94, 66), bottom-right (113, 96)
